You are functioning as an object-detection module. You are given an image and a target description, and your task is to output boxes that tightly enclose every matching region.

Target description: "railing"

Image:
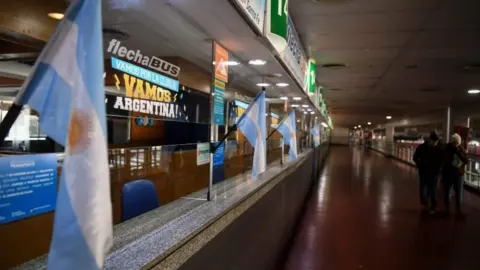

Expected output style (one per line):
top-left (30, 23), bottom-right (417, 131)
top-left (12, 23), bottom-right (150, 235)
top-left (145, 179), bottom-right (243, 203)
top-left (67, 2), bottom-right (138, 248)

top-left (370, 140), bottom-right (480, 191)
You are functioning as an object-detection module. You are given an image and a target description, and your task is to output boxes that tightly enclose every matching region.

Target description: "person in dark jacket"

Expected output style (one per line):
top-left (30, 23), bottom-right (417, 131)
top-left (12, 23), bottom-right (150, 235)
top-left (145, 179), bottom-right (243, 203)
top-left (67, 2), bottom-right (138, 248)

top-left (441, 133), bottom-right (468, 215)
top-left (413, 132), bottom-right (442, 213)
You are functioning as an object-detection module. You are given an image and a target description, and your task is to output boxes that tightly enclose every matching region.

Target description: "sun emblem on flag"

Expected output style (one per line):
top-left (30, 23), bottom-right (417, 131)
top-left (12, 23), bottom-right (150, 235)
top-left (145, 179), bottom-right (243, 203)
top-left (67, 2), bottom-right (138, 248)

top-left (68, 110), bottom-right (93, 154)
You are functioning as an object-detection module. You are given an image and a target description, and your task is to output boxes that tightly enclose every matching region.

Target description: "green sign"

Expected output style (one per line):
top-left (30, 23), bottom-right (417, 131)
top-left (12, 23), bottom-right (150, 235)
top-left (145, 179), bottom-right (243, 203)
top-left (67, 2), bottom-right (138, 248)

top-left (266, 0), bottom-right (288, 54)
top-left (304, 58), bottom-right (316, 95)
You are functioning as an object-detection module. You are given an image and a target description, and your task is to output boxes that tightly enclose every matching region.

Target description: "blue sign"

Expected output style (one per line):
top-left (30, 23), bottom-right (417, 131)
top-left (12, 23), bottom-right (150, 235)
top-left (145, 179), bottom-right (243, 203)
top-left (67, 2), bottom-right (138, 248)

top-left (214, 86), bottom-right (225, 125)
top-left (111, 57), bottom-right (180, 92)
top-left (213, 142), bottom-right (225, 167)
top-left (0, 154), bottom-right (57, 224)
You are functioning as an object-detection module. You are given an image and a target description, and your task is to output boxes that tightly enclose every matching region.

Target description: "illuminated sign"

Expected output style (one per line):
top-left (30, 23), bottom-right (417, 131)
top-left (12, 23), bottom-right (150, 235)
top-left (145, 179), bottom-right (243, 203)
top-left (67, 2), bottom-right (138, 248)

top-left (107, 39), bottom-right (180, 78)
top-left (112, 73), bottom-right (181, 119)
top-left (111, 57), bottom-right (179, 92)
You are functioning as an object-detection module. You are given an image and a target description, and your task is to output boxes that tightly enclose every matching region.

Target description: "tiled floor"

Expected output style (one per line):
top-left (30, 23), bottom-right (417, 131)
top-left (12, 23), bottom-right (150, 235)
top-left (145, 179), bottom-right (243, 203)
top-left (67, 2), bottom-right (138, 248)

top-left (284, 146), bottom-right (480, 270)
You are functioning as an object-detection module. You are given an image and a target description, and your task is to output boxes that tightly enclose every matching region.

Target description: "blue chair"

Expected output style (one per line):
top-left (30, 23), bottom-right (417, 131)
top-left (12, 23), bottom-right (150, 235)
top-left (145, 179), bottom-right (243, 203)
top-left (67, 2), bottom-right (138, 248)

top-left (121, 179), bottom-right (160, 222)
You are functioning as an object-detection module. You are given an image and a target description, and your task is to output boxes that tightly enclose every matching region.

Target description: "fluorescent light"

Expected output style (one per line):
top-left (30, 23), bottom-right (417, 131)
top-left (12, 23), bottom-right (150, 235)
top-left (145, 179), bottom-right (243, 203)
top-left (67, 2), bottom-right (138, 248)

top-left (249, 59), bottom-right (267, 66)
top-left (48, 13), bottom-right (64, 20)
top-left (468, 89), bottom-right (480, 94)
top-left (307, 109), bottom-right (312, 111)
top-left (276, 83), bottom-right (289, 87)
top-left (212, 60), bottom-right (239, 66)
top-left (304, 111), bottom-right (308, 114)
top-left (293, 97), bottom-right (302, 100)
top-left (321, 122), bottom-right (328, 128)
top-left (280, 96), bottom-right (288, 100)
top-left (310, 112), bottom-right (315, 114)
top-left (367, 122), bottom-right (372, 125)
top-left (291, 104), bottom-right (300, 108)
top-left (386, 116), bottom-right (392, 119)
top-left (301, 104), bottom-right (308, 108)
top-left (257, 83), bottom-right (270, 87)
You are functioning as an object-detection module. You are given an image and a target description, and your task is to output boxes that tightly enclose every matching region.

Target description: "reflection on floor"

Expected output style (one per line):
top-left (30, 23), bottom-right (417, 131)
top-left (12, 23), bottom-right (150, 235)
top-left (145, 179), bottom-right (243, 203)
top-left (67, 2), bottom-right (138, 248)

top-left (284, 146), bottom-right (480, 270)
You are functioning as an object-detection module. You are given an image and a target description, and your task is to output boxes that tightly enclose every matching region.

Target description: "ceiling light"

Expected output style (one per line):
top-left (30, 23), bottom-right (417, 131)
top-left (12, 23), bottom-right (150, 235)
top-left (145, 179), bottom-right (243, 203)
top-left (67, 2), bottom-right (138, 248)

top-left (307, 109), bottom-right (312, 111)
top-left (468, 89), bottom-right (480, 94)
top-left (256, 83), bottom-right (270, 87)
top-left (227, 61), bottom-right (239, 66)
top-left (280, 96), bottom-right (288, 100)
top-left (367, 122), bottom-right (371, 125)
top-left (304, 111), bottom-right (308, 114)
top-left (321, 122), bottom-right (328, 128)
top-left (291, 104), bottom-right (300, 108)
top-left (358, 125), bottom-right (362, 128)
top-left (301, 105), bottom-right (309, 108)
top-left (276, 83), bottom-right (289, 87)
top-left (265, 113), bottom-right (269, 116)
top-left (293, 97), bottom-right (302, 100)
top-left (315, 117), bottom-right (318, 119)
top-left (354, 127), bottom-right (357, 129)
top-left (310, 112), bottom-right (315, 114)
top-left (248, 59), bottom-right (266, 66)
top-left (297, 120), bottom-right (300, 123)
top-left (48, 13), bottom-right (64, 20)
top-left (386, 116), bottom-right (392, 119)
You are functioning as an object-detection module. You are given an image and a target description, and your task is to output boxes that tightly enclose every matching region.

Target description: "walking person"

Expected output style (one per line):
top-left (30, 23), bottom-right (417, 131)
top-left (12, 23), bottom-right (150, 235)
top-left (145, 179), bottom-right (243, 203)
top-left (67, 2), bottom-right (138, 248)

top-left (413, 132), bottom-right (442, 214)
top-left (441, 133), bottom-right (468, 216)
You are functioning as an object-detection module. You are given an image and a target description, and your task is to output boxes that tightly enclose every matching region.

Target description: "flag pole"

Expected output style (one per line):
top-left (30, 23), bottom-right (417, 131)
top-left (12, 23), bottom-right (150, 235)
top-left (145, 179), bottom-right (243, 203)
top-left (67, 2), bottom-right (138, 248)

top-left (0, 103), bottom-right (23, 146)
top-left (266, 109), bottom-right (292, 141)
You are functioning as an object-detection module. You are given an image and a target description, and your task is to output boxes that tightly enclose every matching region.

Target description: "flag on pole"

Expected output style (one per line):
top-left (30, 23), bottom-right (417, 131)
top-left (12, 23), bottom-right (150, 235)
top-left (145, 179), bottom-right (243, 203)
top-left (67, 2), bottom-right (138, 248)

top-left (236, 91), bottom-right (266, 178)
top-left (277, 111), bottom-right (298, 161)
top-left (311, 125), bottom-right (320, 147)
top-left (15, 0), bottom-right (112, 269)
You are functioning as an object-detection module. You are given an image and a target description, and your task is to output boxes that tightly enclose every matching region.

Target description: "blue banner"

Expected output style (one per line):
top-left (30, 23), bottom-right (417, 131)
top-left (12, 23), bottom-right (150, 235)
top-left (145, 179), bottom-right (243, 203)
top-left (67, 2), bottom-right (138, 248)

top-left (213, 142), bottom-right (225, 167)
top-left (111, 57), bottom-right (179, 92)
top-left (214, 86), bottom-right (225, 125)
top-left (0, 154), bottom-right (57, 224)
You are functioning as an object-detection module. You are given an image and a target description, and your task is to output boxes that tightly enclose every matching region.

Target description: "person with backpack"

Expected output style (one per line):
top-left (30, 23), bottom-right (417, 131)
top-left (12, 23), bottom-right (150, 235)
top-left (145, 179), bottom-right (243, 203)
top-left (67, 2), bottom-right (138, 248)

top-left (441, 133), bottom-right (469, 216)
top-left (413, 132), bottom-right (442, 214)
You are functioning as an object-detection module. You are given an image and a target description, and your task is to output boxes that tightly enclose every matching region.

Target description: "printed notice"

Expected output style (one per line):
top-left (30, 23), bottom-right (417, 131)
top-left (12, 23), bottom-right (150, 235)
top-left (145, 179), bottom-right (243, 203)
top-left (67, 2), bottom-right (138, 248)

top-left (0, 154), bottom-right (57, 224)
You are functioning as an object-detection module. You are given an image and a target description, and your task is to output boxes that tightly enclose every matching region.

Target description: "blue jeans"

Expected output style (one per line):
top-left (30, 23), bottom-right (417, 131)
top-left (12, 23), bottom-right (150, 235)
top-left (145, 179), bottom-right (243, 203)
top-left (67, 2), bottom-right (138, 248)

top-left (442, 173), bottom-right (463, 212)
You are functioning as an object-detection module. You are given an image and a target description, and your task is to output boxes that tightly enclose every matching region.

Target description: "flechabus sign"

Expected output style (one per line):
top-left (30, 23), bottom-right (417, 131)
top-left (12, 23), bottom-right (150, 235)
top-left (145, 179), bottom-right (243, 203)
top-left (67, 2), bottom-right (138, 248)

top-left (107, 39), bottom-right (181, 78)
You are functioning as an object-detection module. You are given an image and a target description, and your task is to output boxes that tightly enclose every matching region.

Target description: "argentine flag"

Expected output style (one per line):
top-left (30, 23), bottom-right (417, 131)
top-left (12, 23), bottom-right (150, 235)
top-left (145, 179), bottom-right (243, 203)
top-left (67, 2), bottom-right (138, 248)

top-left (236, 91), bottom-right (266, 178)
top-left (15, 0), bottom-right (112, 269)
top-left (276, 111), bottom-right (298, 161)
top-left (311, 126), bottom-right (320, 147)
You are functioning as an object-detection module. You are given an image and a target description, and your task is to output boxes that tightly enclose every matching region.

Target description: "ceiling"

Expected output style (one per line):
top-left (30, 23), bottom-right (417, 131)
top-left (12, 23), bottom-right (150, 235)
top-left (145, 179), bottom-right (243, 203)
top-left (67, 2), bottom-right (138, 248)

top-left (290, 0), bottom-right (480, 127)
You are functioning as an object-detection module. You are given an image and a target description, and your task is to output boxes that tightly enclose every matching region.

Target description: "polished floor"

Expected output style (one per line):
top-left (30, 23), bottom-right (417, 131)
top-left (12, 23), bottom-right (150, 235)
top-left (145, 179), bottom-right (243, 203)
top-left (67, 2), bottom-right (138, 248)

top-left (284, 146), bottom-right (480, 270)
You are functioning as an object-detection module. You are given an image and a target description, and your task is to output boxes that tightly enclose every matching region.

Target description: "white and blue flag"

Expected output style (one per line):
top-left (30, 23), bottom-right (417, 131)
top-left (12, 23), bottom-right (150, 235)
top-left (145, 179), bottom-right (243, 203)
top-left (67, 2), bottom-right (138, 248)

top-left (15, 0), bottom-right (112, 269)
top-left (236, 91), bottom-right (266, 178)
top-left (311, 125), bottom-right (320, 147)
top-left (276, 111), bottom-right (298, 161)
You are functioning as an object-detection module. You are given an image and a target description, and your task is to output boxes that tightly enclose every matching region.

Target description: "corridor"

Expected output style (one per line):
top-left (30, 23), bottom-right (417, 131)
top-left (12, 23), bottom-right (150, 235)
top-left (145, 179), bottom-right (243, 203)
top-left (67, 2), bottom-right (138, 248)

top-left (284, 146), bottom-right (480, 270)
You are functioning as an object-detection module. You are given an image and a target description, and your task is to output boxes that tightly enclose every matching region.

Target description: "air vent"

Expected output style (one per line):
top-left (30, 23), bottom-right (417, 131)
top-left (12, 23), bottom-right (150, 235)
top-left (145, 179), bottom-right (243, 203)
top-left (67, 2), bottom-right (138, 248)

top-left (322, 63), bottom-right (348, 69)
top-left (462, 63), bottom-right (480, 73)
top-left (420, 88), bottom-right (441, 92)
top-left (102, 28), bottom-right (129, 40)
top-left (312, 0), bottom-right (352, 3)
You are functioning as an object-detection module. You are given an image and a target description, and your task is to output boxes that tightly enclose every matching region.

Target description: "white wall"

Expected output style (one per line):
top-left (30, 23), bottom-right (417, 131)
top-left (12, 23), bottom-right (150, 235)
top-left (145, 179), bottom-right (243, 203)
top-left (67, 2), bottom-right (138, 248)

top-left (330, 127), bottom-right (349, 145)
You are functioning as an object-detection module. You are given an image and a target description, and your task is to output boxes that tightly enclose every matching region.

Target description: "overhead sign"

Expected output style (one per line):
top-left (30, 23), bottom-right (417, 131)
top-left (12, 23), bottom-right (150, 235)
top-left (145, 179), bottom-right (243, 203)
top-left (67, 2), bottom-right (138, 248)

top-left (214, 43), bottom-right (229, 83)
top-left (214, 79), bottom-right (225, 125)
top-left (111, 57), bottom-right (179, 92)
top-left (197, 143), bottom-right (210, 165)
top-left (283, 17), bottom-right (307, 89)
top-left (304, 58), bottom-right (316, 95)
top-left (266, 0), bottom-right (289, 54)
top-left (234, 0), bottom-right (266, 32)
top-left (0, 154), bottom-right (57, 224)
top-left (107, 39), bottom-right (180, 78)
top-left (111, 73), bottom-right (181, 119)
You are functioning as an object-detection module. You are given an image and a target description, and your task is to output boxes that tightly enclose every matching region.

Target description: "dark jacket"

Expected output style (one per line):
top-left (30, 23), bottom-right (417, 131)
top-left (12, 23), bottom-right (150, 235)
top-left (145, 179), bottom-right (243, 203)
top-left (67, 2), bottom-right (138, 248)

top-left (413, 142), bottom-right (442, 176)
top-left (442, 143), bottom-right (468, 176)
